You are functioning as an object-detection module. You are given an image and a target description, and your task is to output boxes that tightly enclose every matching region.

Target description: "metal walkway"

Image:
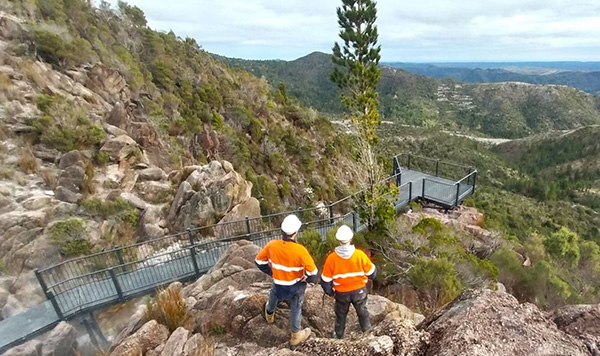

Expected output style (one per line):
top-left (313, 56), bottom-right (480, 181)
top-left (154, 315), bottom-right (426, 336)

top-left (0, 154), bottom-right (476, 354)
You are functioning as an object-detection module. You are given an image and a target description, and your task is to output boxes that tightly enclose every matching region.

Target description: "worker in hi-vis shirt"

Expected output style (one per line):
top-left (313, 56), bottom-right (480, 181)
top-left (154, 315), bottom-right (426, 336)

top-left (321, 225), bottom-right (376, 339)
top-left (255, 214), bottom-right (318, 346)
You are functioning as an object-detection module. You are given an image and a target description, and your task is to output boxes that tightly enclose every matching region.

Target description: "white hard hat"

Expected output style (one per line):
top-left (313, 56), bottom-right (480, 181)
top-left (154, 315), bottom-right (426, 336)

top-left (336, 225), bottom-right (353, 242)
top-left (281, 214), bottom-right (302, 235)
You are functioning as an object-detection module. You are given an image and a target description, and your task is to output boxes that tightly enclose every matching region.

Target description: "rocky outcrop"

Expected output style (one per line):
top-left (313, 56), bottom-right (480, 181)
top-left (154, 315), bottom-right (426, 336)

top-left (552, 304), bottom-right (600, 354)
top-left (167, 161), bottom-right (258, 232)
top-left (54, 150), bottom-right (86, 204)
top-left (419, 289), bottom-right (592, 356)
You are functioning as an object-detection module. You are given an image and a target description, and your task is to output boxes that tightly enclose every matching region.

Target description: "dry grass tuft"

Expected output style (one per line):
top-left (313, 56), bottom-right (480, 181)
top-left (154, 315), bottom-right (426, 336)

top-left (18, 146), bottom-right (38, 174)
top-left (81, 162), bottom-right (95, 196)
top-left (145, 286), bottom-right (191, 333)
top-left (40, 168), bottom-right (57, 189)
top-left (196, 337), bottom-right (215, 356)
top-left (0, 167), bottom-right (15, 179)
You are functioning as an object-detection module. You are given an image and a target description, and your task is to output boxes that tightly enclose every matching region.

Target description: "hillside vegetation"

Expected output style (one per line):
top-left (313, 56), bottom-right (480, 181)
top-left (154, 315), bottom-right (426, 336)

top-left (222, 52), bottom-right (600, 138)
top-left (1, 1), bottom-right (358, 213)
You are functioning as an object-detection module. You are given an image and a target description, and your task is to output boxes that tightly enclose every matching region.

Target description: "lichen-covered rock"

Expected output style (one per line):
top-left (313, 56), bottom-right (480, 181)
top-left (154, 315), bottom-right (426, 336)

top-left (419, 289), bottom-right (591, 356)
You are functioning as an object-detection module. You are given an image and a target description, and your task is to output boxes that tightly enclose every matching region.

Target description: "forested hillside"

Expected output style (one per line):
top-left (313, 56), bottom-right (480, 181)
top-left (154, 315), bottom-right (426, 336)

top-left (222, 52), bottom-right (600, 138)
top-left (495, 126), bottom-right (600, 208)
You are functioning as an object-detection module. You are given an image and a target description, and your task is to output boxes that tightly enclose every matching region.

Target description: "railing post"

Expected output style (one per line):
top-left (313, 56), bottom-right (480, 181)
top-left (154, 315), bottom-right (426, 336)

top-left (47, 291), bottom-right (64, 320)
top-left (114, 246), bottom-right (125, 274)
top-left (329, 201), bottom-right (334, 225)
top-left (245, 216), bottom-right (251, 234)
top-left (187, 229), bottom-right (200, 276)
top-left (352, 211), bottom-right (358, 232)
top-left (409, 181), bottom-right (413, 202)
top-left (455, 183), bottom-right (461, 206)
top-left (393, 156), bottom-right (398, 176)
top-left (407, 154), bottom-right (411, 170)
top-left (435, 160), bottom-right (440, 177)
top-left (34, 269), bottom-right (49, 300)
top-left (473, 171), bottom-right (478, 193)
top-left (109, 268), bottom-right (123, 301)
top-left (422, 179), bottom-right (426, 198)
top-left (189, 246), bottom-right (200, 276)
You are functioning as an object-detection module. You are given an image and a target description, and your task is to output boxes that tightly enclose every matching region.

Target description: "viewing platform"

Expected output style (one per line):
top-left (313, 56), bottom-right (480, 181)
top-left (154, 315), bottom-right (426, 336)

top-left (0, 153), bottom-right (477, 354)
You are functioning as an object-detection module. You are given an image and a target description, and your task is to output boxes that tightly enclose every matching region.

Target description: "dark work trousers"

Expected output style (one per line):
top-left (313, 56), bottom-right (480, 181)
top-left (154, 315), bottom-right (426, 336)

top-left (334, 289), bottom-right (371, 338)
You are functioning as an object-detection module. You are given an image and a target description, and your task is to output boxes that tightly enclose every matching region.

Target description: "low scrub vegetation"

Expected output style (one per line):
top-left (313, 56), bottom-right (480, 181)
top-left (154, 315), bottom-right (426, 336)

top-left (49, 219), bottom-right (91, 257)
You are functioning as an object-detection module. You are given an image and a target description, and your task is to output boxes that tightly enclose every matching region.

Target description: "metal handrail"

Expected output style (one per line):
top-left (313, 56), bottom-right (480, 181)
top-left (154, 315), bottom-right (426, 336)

top-left (456, 170), bottom-right (478, 185)
top-left (423, 177), bottom-right (456, 187)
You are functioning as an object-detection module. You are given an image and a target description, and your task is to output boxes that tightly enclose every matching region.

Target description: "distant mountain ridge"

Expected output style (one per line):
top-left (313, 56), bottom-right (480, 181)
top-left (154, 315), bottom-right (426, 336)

top-left (384, 62), bottom-right (600, 96)
top-left (219, 52), bottom-right (600, 138)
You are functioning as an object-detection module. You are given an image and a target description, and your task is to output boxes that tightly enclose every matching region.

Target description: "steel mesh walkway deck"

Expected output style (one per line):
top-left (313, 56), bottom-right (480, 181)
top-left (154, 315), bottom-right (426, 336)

top-left (0, 154), bottom-right (476, 354)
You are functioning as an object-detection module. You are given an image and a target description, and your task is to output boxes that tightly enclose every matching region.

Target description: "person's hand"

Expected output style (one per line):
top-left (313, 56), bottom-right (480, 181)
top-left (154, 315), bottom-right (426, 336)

top-left (300, 275), bottom-right (307, 283)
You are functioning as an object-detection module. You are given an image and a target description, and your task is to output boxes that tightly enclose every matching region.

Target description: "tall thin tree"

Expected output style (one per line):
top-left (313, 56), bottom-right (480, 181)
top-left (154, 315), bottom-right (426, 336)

top-left (331, 0), bottom-right (395, 232)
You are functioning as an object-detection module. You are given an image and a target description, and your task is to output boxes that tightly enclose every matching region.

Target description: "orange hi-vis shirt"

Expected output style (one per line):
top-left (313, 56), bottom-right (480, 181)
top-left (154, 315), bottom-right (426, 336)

top-left (255, 240), bottom-right (318, 286)
top-left (321, 247), bottom-right (375, 293)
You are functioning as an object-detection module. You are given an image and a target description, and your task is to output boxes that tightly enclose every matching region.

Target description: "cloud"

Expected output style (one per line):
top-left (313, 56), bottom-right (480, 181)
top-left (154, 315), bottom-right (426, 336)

top-left (113, 0), bottom-right (600, 61)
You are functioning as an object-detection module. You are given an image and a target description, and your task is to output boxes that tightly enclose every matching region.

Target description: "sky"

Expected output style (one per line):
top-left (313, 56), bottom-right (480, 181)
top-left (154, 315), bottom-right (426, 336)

top-left (111, 0), bottom-right (600, 62)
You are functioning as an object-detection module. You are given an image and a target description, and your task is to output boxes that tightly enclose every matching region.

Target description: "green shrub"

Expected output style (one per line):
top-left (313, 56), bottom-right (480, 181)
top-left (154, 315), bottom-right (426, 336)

top-left (94, 151), bottom-right (110, 166)
top-left (412, 218), bottom-right (443, 235)
top-left (252, 175), bottom-right (279, 214)
top-left (61, 239), bottom-right (92, 257)
top-left (544, 227), bottom-right (581, 268)
top-left (82, 197), bottom-right (138, 226)
top-left (409, 257), bottom-right (462, 309)
top-left (34, 95), bottom-right (105, 151)
top-left (49, 219), bottom-right (90, 257)
top-left (50, 219), bottom-right (86, 242)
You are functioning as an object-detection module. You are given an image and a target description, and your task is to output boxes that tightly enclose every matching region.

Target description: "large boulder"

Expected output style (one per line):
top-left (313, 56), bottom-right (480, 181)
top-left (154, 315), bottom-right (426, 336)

top-left (138, 167), bottom-right (167, 181)
top-left (109, 320), bottom-right (169, 356)
top-left (419, 289), bottom-right (591, 356)
top-left (41, 322), bottom-right (77, 356)
top-left (100, 135), bottom-right (138, 161)
top-left (168, 161), bottom-right (254, 232)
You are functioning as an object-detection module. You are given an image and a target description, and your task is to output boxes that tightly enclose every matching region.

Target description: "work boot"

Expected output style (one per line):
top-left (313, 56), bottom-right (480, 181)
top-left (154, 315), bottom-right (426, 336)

top-left (264, 302), bottom-right (275, 324)
top-left (290, 328), bottom-right (311, 346)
